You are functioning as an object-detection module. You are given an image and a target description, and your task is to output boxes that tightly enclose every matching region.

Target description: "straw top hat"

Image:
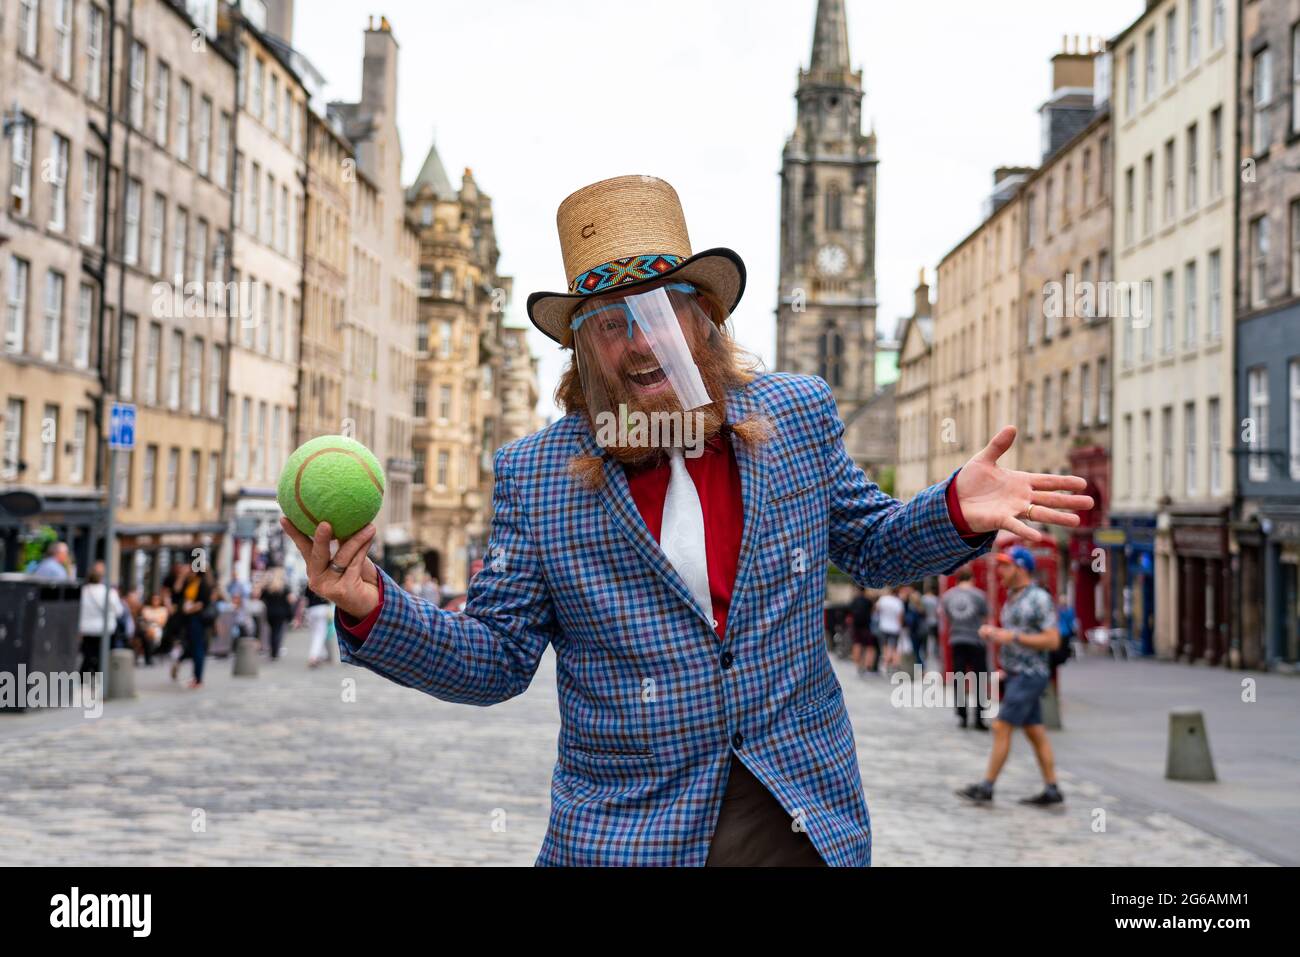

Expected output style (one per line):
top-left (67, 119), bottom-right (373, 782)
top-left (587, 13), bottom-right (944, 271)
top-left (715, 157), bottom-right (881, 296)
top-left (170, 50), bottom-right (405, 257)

top-left (526, 174), bottom-right (746, 345)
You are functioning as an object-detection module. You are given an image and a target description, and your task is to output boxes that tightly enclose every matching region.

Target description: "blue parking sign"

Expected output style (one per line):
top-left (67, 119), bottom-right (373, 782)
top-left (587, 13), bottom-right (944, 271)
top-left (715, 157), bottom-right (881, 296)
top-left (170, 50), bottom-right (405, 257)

top-left (109, 403), bottom-right (136, 450)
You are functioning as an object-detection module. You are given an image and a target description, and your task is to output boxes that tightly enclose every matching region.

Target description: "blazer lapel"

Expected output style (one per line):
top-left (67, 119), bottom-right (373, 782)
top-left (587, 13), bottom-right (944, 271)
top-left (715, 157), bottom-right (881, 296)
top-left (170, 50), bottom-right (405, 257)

top-left (571, 420), bottom-right (716, 629)
top-left (722, 386), bottom-right (771, 642)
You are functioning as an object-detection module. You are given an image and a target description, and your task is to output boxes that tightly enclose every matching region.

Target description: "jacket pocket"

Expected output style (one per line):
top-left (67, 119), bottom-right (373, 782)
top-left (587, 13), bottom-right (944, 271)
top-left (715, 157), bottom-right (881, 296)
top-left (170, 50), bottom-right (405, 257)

top-left (792, 684), bottom-right (843, 718)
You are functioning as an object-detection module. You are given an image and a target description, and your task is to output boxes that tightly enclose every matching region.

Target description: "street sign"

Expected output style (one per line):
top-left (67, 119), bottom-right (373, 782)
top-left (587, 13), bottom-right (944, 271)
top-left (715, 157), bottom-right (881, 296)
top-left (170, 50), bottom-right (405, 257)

top-left (108, 403), bottom-right (136, 450)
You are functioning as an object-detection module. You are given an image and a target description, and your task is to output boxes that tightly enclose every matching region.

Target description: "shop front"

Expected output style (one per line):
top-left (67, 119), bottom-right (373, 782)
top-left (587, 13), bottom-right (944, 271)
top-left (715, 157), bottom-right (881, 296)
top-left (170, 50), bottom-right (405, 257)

top-left (1169, 510), bottom-right (1233, 666)
top-left (117, 525), bottom-right (225, 599)
top-left (1100, 514), bottom-right (1156, 655)
top-left (1236, 507), bottom-right (1300, 669)
top-left (0, 489), bottom-right (106, 577)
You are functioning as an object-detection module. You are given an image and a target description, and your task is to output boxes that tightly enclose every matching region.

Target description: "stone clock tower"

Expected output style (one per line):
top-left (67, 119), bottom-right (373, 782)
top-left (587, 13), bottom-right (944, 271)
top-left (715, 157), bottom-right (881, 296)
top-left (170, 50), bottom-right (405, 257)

top-left (776, 0), bottom-right (883, 469)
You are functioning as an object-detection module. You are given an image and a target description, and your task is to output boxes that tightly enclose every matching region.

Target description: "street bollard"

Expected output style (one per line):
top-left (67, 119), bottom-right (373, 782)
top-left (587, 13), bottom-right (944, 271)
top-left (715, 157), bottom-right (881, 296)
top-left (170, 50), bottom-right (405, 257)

top-left (107, 648), bottom-right (137, 700)
top-left (232, 637), bottom-right (260, 677)
top-left (1040, 682), bottom-right (1062, 730)
top-left (1165, 710), bottom-right (1216, 782)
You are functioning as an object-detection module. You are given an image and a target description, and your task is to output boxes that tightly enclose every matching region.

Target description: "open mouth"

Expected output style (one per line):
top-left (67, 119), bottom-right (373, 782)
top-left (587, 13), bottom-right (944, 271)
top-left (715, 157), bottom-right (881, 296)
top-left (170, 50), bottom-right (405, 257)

top-left (627, 365), bottom-right (667, 387)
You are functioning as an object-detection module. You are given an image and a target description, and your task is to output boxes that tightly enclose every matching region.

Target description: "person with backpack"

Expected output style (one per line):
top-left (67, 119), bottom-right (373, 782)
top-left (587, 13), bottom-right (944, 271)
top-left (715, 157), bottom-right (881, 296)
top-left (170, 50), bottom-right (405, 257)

top-left (1053, 595), bottom-right (1077, 680)
top-left (957, 546), bottom-right (1063, 807)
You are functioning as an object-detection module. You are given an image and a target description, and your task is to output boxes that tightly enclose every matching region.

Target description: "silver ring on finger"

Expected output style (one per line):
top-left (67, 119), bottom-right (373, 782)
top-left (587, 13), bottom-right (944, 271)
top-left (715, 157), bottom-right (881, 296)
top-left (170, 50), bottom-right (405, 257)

top-left (328, 561), bottom-right (347, 574)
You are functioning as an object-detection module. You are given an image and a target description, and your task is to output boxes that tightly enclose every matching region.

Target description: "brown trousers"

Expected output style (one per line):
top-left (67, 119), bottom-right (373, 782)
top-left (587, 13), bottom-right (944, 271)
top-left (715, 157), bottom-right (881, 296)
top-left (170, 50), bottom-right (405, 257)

top-left (705, 758), bottom-right (827, 866)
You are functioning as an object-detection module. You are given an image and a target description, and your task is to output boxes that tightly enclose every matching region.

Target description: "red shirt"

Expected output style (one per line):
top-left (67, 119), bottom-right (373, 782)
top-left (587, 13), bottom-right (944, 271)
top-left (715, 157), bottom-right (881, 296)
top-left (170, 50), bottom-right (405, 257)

top-left (340, 438), bottom-right (979, 640)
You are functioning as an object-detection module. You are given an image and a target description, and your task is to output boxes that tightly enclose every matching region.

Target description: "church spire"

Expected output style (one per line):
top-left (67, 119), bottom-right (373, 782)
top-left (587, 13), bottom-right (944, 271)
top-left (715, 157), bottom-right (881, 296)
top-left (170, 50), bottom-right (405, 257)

top-left (809, 0), bottom-right (851, 72)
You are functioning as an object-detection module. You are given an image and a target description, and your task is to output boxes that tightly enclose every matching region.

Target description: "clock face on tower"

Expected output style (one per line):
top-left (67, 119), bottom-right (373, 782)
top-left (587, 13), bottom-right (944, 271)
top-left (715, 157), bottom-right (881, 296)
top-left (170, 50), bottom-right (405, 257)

top-left (816, 243), bottom-right (848, 277)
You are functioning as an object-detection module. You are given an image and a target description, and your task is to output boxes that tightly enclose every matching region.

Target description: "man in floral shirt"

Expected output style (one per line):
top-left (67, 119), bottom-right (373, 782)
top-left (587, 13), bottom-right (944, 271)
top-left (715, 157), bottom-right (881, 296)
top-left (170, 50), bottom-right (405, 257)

top-left (957, 546), bottom-right (1063, 807)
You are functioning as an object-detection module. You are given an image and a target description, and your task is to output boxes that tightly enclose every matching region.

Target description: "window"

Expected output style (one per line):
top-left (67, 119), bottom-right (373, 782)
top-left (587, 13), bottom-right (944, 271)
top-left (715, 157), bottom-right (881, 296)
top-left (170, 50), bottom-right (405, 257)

top-left (42, 271), bottom-right (63, 362)
top-left (1251, 216), bottom-right (1269, 308)
top-left (74, 283), bottom-right (92, 369)
top-left (1293, 24), bottom-right (1300, 135)
top-left (177, 80), bottom-right (192, 164)
top-left (213, 231), bottom-right (227, 283)
top-left (1254, 48), bottom-right (1273, 156)
top-left (114, 448), bottom-right (131, 506)
top-left (1143, 153), bottom-right (1154, 236)
top-left (255, 401), bottom-right (267, 479)
top-left (128, 42), bottom-right (146, 131)
top-left (1123, 414), bottom-right (1134, 497)
top-left (1025, 383), bottom-right (1036, 438)
top-left (153, 61), bottom-right (170, 148)
top-left (1248, 367), bottom-right (1270, 480)
top-left (71, 409), bottom-right (87, 482)
top-left (1290, 360), bottom-right (1300, 479)
top-left (9, 113), bottom-right (33, 218)
top-left (1185, 402), bottom-right (1198, 496)
top-left (167, 329), bottom-right (182, 409)
top-left (1060, 370), bottom-right (1071, 433)
top-left (119, 314), bottom-right (136, 400)
top-left (437, 450), bottom-right (449, 489)
top-left (1163, 138), bottom-right (1175, 223)
top-left (263, 172), bottom-right (274, 246)
top-left (1162, 270), bottom-right (1175, 355)
top-left (2, 399), bottom-right (24, 480)
top-left (215, 113), bottom-right (231, 189)
top-left (1100, 135), bottom-right (1111, 197)
top-left (48, 134), bottom-right (69, 233)
top-left (142, 445), bottom-right (157, 508)
top-left (1042, 376), bottom-right (1054, 437)
top-left (281, 88), bottom-right (292, 142)
top-left (278, 183), bottom-right (289, 252)
top-left (1184, 260), bottom-right (1197, 349)
top-left (123, 178), bottom-right (142, 266)
top-left (1185, 123), bottom-right (1198, 211)
top-left (251, 59), bottom-right (264, 120)
top-left (237, 43), bottom-right (247, 107)
top-left (418, 267), bottom-right (433, 295)
top-left (439, 319), bottom-right (453, 357)
top-left (412, 381), bottom-right (427, 418)
top-left (1144, 27), bottom-right (1156, 101)
top-left (439, 385), bottom-right (452, 420)
top-left (206, 452), bottom-right (219, 510)
top-left (149, 193), bottom-right (166, 275)
top-left (1165, 9), bottom-right (1178, 85)
top-left (1292, 199), bottom-right (1300, 296)
top-left (86, 5), bottom-right (104, 100)
top-left (269, 74), bottom-right (280, 135)
top-left (5, 256), bottom-right (30, 354)
top-left (81, 152), bottom-right (100, 245)
top-left (192, 219), bottom-right (207, 287)
top-left (39, 404), bottom-right (58, 481)
top-left (1211, 0), bottom-right (1225, 49)
top-left (1098, 357), bottom-right (1111, 425)
top-left (18, 0), bottom-right (38, 58)
top-left (271, 406), bottom-right (282, 479)
top-left (1080, 363), bottom-right (1093, 428)
top-left (1208, 397), bottom-right (1222, 494)
top-left (238, 397), bottom-right (251, 479)
top-left (172, 207), bottom-right (188, 283)
top-left (1142, 278), bottom-right (1154, 360)
top-left (188, 338), bottom-right (203, 413)
top-left (413, 449), bottom-right (425, 486)
top-left (144, 322), bottom-right (161, 405)
top-left (197, 96), bottom-right (212, 178)
top-left (1188, 0), bottom-right (1200, 68)
top-left (189, 450), bottom-right (200, 508)
top-left (1210, 107), bottom-right (1223, 197)
top-left (1026, 192), bottom-right (1038, 247)
top-left (165, 447), bottom-right (179, 507)
top-left (1124, 167), bottom-right (1135, 244)
top-left (208, 344), bottom-right (223, 416)
top-left (439, 269), bottom-right (454, 298)
top-left (1208, 249), bottom-right (1222, 339)
top-left (1142, 411), bottom-right (1153, 495)
top-left (1125, 47), bottom-right (1136, 117)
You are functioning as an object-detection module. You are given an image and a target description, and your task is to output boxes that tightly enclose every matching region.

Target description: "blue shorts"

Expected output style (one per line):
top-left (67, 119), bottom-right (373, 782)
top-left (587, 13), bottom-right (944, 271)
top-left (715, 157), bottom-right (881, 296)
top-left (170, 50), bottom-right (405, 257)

top-left (998, 671), bottom-right (1049, 727)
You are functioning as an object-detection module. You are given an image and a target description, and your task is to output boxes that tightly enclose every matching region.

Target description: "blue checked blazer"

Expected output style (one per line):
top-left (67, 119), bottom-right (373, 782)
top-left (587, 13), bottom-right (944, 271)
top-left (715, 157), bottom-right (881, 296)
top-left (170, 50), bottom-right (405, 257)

top-left (338, 373), bottom-right (993, 866)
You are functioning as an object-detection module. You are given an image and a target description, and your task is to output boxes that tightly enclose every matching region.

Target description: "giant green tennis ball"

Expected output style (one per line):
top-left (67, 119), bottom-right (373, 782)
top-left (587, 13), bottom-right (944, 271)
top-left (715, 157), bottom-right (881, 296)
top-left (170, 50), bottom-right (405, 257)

top-left (277, 435), bottom-right (385, 541)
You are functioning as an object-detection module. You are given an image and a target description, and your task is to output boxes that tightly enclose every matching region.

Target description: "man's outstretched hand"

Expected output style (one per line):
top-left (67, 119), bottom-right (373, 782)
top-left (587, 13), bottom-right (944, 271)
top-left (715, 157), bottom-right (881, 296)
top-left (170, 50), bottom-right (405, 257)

top-left (280, 517), bottom-right (380, 621)
top-left (954, 425), bottom-right (1094, 543)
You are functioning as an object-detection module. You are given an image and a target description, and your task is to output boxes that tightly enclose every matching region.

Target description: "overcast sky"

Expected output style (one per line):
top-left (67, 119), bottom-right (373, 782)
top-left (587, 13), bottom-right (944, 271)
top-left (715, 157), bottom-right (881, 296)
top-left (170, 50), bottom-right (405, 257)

top-left (293, 0), bottom-right (1143, 422)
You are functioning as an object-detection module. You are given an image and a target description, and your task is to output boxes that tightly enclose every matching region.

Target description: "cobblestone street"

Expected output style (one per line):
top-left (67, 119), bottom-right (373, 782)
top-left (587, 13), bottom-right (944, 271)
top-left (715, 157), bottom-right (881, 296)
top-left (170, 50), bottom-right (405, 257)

top-left (0, 628), bottom-right (1287, 866)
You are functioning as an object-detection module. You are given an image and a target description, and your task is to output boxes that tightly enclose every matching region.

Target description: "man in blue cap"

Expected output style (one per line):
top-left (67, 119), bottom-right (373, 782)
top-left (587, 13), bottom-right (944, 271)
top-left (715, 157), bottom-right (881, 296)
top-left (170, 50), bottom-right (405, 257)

top-left (957, 545), bottom-right (1063, 806)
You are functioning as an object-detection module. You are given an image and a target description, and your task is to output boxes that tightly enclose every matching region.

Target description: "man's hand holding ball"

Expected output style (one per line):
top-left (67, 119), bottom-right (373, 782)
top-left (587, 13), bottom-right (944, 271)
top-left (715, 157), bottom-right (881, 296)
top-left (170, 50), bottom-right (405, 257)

top-left (279, 517), bottom-right (380, 621)
top-left (276, 435), bottom-right (387, 621)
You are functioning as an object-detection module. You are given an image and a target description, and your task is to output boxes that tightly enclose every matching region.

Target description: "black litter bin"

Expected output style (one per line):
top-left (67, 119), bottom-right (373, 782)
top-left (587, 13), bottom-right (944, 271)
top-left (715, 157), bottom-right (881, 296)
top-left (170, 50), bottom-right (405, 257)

top-left (0, 575), bottom-right (83, 712)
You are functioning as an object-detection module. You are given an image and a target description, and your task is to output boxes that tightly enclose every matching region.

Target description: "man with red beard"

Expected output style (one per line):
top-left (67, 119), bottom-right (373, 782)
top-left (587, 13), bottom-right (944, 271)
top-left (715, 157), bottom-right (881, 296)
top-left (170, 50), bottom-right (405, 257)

top-left (281, 175), bottom-right (1093, 866)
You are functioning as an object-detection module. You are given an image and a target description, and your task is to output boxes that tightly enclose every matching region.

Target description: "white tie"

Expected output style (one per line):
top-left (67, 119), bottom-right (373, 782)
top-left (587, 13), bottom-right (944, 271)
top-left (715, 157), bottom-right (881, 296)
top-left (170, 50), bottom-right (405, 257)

top-left (660, 448), bottom-right (713, 622)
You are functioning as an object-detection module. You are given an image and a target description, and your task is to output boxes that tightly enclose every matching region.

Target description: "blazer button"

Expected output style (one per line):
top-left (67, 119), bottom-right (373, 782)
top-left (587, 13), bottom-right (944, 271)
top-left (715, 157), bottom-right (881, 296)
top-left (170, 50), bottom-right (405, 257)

top-left (720, 651), bottom-right (734, 670)
top-left (732, 731), bottom-right (744, 749)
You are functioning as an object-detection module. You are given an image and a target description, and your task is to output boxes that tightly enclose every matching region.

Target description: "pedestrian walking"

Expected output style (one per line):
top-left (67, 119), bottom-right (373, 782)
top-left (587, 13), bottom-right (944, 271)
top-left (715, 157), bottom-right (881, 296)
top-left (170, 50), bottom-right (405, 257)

top-left (260, 567), bottom-right (294, 661)
top-left (77, 562), bottom-right (123, 676)
top-left (958, 547), bottom-right (1064, 806)
top-left (875, 587), bottom-right (905, 672)
top-left (941, 566), bottom-right (990, 730)
top-left (848, 586), bottom-right (877, 675)
top-left (304, 587), bottom-right (332, 667)
top-left (173, 569), bottom-right (214, 689)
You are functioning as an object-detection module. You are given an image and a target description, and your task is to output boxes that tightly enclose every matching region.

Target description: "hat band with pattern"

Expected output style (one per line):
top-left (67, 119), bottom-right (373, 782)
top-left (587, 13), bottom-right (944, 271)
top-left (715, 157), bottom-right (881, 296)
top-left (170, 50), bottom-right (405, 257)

top-left (568, 253), bottom-right (684, 295)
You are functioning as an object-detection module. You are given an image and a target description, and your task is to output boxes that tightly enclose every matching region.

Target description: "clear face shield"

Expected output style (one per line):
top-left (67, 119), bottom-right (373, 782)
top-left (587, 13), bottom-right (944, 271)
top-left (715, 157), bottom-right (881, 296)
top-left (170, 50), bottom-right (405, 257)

top-left (570, 281), bottom-right (718, 456)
